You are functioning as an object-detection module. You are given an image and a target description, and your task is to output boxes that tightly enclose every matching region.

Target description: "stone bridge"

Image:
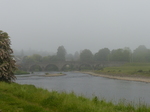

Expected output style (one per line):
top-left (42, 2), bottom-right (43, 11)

top-left (18, 61), bottom-right (126, 71)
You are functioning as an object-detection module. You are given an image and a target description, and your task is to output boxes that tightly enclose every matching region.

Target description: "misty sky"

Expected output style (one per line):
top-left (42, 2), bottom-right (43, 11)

top-left (1, 0), bottom-right (150, 53)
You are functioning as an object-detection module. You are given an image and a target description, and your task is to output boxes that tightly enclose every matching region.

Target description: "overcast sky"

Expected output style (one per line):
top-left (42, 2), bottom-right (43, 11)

top-left (1, 0), bottom-right (150, 53)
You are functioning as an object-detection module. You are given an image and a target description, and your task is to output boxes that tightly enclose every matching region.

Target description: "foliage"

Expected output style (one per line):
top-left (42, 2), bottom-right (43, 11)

top-left (22, 56), bottom-right (34, 63)
top-left (94, 48), bottom-right (110, 61)
top-left (133, 45), bottom-right (150, 62)
top-left (0, 30), bottom-right (17, 82)
top-left (32, 54), bottom-right (42, 62)
top-left (49, 55), bottom-right (59, 62)
top-left (22, 54), bottom-right (42, 63)
top-left (80, 49), bottom-right (93, 62)
top-left (42, 55), bottom-right (51, 62)
top-left (14, 70), bottom-right (30, 75)
top-left (73, 51), bottom-right (80, 61)
top-left (65, 53), bottom-right (74, 61)
top-left (110, 48), bottom-right (131, 62)
top-left (0, 82), bottom-right (150, 112)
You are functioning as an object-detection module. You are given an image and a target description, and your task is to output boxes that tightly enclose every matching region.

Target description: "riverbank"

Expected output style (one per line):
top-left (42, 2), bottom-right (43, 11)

top-left (81, 71), bottom-right (150, 83)
top-left (79, 63), bottom-right (150, 83)
top-left (0, 81), bottom-right (150, 112)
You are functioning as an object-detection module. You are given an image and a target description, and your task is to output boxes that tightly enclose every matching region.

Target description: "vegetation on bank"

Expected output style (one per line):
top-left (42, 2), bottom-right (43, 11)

top-left (14, 70), bottom-right (30, 75)
top-left (0, 82), bottom-right (150, 112)
top-left (95, 63), bottom-right (150, 76)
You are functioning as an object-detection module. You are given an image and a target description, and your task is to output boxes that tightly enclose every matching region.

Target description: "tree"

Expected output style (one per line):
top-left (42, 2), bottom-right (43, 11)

top-left (22, 56), bottom-right (34, 64)
top-left (80, 49), bottom-right (93, 62)
top-left (42, 55), bottom-right (51, 63)
top-left (50, 55), bottom-right (59, 62)
top-left (31, 54), bottom-right (42, 62)
top-left (56, 46), bottom-right (66, 61)
top-left (133, 45), bottom-right (148, 62)
top-left (145, 49), bottom-right (150, 62)
top-left (0, 30), bottom-right (17, 82)
top-left (94, 48), bottom-right (110, 61)
top-left (73, 51), bottom-right (80, 61)
top-left (110, 48), bottom-right (130, 62)
top-left (65, 54), bottom-right (74, 61)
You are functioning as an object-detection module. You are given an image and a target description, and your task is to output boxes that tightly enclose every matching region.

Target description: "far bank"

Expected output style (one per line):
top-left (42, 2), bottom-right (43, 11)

top-left (80, 63), bottom-right (150, 83)
top-left (80, 71), bottom-right (150, 83)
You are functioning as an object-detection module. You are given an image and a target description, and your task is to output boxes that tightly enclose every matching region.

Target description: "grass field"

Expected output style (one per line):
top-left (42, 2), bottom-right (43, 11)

top-left (95, 63), bottom-right (150, 76)
top-left (0, 82), bottom-right (150, 112)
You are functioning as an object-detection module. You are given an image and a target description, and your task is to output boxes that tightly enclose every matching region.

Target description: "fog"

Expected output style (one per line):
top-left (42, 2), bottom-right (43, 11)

top-left (1, 0), bottom-right (150, 54)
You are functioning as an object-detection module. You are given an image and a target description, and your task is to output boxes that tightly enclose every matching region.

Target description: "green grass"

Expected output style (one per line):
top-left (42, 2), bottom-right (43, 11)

top-left (96, 63), bottom-right (150, 76)
top-left (0, 82), bottom-right (150, 112)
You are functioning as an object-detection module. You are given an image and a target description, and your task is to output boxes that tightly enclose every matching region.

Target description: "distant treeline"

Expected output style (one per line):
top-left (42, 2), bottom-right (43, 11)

top-left (15, 45), bottom-right (150, 63)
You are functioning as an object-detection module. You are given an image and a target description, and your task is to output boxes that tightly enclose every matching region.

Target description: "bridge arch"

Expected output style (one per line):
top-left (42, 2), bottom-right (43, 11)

top-left (79, 63), bottom-right (93, 70)
top-left (61, 63), bottom-right (74, 71)
top-left (44, 64), bottom-right (59, 71)
top-left (29, 64), bottom-right (43, 71)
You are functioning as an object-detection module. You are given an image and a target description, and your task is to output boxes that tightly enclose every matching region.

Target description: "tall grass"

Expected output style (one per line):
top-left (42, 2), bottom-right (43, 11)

top-left (0, 82), bottom-right (150, 112)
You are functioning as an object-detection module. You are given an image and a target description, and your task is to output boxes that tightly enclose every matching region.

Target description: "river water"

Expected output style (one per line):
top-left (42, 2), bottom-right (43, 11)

top-left (16, 72), bottom-right (150, 105)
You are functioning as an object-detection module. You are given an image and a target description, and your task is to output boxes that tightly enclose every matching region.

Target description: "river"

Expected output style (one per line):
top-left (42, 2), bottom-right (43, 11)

top-left (15, 72), bottom-right (150, 105)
